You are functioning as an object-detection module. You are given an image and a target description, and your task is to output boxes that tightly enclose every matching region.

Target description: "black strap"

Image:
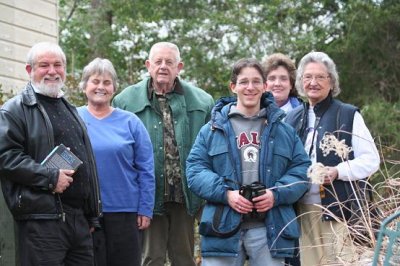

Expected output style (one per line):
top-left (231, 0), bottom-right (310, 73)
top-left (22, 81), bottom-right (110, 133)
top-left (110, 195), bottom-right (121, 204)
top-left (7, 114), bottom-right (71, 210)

top-left (211, 205), bottom-right (241, 238)
top-left (308, 116), bottom-right (320, 157)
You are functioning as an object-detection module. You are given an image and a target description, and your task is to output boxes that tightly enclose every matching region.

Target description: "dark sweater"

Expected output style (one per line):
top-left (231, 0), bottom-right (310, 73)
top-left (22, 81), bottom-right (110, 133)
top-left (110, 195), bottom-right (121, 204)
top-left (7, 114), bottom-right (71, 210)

top-left (36, 93), bottom-right (90, 208)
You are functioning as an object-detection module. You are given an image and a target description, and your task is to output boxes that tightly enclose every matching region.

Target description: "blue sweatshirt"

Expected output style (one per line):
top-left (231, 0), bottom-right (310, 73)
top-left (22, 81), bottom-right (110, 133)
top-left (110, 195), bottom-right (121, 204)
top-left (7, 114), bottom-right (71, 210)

top-left (78, 107), bottom-right (155, 217)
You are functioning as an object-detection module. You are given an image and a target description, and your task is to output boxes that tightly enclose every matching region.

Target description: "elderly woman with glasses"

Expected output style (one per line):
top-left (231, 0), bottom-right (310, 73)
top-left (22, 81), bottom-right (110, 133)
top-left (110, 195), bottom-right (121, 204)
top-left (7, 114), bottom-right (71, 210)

top-left (285, 51), bottom-right (380, 265)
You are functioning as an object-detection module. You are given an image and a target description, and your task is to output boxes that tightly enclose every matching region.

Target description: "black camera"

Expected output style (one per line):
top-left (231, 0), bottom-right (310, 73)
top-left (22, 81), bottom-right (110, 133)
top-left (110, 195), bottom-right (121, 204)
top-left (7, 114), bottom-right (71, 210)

top-left (239, 182), bottom-right (267, 222)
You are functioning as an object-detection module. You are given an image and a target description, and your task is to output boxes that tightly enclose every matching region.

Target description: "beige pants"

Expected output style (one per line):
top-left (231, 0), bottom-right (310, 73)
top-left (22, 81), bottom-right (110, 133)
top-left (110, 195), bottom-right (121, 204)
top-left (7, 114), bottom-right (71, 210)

top-left (142, 202), bottom-right (196, 266)
top-left (298, 203), bottom-right (356, 266)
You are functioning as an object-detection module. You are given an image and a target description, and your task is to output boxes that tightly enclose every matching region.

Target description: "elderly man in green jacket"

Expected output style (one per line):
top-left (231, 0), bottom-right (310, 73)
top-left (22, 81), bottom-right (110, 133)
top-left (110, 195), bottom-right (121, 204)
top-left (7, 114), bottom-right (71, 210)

top-left (112, 41), bottom-right (214, 266)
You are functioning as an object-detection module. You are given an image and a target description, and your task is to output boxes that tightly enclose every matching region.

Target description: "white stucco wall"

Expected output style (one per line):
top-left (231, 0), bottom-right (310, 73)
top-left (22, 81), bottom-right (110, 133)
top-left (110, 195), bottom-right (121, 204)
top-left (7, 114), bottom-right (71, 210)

top-left (0, 0), bottom-right (59, 94)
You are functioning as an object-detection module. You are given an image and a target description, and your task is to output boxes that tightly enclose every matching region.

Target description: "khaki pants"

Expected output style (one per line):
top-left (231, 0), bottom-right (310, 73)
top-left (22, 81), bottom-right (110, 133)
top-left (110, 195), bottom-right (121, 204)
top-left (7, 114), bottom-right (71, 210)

top-left (142, 202), bottom-right (196, 266)
top-left (298, 203), bottom-right (356, 266)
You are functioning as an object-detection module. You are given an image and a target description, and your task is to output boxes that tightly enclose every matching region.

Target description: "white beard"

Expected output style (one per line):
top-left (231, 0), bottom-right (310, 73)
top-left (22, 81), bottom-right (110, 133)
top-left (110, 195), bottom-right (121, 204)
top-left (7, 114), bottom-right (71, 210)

top-left (32, 76), bottom-right (64, 98)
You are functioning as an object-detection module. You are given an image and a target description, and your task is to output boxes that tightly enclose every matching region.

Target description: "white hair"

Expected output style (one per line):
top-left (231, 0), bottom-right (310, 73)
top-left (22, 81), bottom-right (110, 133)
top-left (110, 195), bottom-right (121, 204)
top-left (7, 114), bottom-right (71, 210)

top-left (148, 42), bottom-right (181, 62)
top-left (26, 42), bottom-right (66, 67)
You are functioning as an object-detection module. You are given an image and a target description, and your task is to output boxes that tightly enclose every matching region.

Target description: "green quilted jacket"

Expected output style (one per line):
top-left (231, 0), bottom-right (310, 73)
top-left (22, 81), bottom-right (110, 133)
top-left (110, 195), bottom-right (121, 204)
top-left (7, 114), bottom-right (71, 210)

top-left (112, 77), bottom-right (214, 215)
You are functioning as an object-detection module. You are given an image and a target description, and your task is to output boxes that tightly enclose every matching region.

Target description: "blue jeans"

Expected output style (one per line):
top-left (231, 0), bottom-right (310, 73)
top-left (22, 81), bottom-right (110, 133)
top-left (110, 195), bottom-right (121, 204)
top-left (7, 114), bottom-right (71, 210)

top-left (202, 227), bottom-right (284, 266)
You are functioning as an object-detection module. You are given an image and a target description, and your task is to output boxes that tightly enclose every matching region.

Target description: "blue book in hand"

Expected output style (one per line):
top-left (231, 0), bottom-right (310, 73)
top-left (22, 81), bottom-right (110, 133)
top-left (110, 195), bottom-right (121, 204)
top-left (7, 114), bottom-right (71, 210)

top-left (41, 144), bottom-right (83, 171)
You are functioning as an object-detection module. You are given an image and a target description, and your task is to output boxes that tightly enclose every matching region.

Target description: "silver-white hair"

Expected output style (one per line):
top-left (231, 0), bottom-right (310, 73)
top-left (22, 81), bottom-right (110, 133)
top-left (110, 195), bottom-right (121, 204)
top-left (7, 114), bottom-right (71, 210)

top-left (26, 42), bottom-right (66, 67)
top-left (79, 58), bottom-right (118, 92)
top-left (295, 51), bottom-right (341, 97)
top-left (148, 42), bottom-right (181, 63)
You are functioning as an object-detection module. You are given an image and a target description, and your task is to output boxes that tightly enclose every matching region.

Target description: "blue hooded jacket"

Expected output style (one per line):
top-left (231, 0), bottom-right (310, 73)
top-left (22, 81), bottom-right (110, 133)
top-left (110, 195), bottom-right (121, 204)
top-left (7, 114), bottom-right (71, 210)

top-left (186, 92), bottom-right (310, 258)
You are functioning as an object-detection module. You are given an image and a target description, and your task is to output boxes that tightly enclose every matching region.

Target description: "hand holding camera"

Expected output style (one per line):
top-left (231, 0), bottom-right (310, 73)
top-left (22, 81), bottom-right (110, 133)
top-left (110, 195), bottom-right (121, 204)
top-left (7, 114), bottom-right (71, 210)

top-left (226, 190), bottom-right (253, 214)
top-left (239, 182), bottom-right (272, 222)
top-left (253, 189), bottom-right (274, 212)
top-left (226, 182), bottom-right (274, 222)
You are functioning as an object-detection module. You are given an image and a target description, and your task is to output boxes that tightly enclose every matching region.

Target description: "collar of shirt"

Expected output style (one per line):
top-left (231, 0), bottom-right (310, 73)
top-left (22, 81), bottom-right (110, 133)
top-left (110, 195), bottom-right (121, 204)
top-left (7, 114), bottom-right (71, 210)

top-left (147, 77), bottom-right (184, 100)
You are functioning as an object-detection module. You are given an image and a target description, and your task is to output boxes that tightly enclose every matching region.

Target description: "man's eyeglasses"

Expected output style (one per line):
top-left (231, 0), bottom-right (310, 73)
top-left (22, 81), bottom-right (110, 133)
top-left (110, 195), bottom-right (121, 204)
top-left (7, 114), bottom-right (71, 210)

top-left (236, 80), bottom-right (263, 87)
top-left (302, 75), bottom-right (330, 83)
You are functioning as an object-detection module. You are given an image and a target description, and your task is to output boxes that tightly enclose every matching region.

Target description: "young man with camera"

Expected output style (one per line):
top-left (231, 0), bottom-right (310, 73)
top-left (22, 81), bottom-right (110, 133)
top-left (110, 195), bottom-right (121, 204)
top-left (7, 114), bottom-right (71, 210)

top-left (186, 58), bottom-right (310, 266)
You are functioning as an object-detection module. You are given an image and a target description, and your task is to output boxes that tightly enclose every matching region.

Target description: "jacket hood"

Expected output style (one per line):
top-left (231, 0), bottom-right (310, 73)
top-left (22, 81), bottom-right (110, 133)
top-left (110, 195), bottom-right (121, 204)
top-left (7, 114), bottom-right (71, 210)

top-left (210, 92), bottom-right (285, 128)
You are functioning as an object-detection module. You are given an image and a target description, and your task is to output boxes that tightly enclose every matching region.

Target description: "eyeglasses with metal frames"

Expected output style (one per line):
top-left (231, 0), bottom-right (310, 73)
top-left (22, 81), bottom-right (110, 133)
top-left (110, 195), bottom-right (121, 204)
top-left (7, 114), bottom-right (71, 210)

top-left (302, 74), bottom-right (330, 83)
top-left (236, 79), bottom-right (264, 87)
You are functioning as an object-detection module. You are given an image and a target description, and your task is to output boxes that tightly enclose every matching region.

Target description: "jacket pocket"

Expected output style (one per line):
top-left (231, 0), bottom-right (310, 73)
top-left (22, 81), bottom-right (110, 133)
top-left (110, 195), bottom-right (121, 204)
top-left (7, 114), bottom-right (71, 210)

top-left (199, 203), bottom-right (241, 238)
top-left (271, 145), bottom-right (293, 178)
top-left (268, 206), bottom-right (300, 240)
top-left (207, 139), bottom-right (233, 177)
top-left (11, 186), bottom-right (57, 217)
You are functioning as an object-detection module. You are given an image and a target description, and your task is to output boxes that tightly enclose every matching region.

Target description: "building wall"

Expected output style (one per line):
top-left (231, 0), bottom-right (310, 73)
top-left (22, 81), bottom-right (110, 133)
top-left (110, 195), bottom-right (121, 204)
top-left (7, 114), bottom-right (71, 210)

top-left (0, 0), bottom-right (58, 94)
top-left (0, 1), bottom-right (58, 264)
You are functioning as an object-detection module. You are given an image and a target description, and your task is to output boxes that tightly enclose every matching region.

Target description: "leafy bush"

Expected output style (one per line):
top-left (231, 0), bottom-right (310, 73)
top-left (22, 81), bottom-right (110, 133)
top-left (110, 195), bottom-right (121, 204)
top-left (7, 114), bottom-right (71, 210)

top-left (361, 100), bottom-right (400, 160)
top-left (0, 85), bottom-right (15, 106)
top-left (64, 75), bottom-right (87, 107)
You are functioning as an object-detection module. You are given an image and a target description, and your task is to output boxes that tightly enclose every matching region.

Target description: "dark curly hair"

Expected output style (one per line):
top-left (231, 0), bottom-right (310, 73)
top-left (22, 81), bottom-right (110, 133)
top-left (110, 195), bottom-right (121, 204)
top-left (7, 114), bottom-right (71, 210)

top-left (230, 58), bottom-right (266, 84)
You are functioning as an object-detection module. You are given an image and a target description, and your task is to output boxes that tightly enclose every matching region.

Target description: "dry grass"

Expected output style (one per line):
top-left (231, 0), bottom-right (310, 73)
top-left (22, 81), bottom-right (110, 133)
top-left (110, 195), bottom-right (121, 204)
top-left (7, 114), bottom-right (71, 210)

top-left (305, 133), bottom-right (400, 265)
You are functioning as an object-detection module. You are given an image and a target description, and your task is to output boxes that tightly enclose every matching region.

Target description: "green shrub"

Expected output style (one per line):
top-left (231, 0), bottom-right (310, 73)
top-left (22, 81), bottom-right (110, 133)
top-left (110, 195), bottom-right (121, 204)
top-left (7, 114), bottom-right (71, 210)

top-left (361, 100), bottom-right (400, 158)
top-left (362, 100), bottom-right (400, 187)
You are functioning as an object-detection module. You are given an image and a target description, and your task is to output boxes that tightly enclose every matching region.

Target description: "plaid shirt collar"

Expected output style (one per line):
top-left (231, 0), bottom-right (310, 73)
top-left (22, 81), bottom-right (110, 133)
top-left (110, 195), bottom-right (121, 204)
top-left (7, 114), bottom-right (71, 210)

top-left (147, 77), bottom-right (184, 100)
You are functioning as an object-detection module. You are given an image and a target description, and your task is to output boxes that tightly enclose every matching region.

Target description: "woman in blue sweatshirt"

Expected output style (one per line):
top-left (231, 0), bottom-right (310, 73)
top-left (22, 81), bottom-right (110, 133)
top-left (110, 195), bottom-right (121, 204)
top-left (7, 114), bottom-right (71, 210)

top-left (78, 58), bottom-right (155, 266)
